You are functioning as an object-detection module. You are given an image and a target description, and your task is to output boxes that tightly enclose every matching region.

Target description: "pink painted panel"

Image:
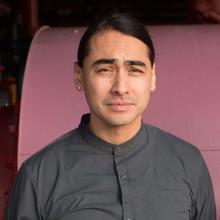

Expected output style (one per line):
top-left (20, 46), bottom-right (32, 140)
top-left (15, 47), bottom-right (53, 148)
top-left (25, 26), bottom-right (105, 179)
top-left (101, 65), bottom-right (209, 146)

top-left (145, 25), bottom-right (220, 150)
top-left (19, 25), bottom-right (220, 218)
top-left (18, 27), bottom-right (89, 167)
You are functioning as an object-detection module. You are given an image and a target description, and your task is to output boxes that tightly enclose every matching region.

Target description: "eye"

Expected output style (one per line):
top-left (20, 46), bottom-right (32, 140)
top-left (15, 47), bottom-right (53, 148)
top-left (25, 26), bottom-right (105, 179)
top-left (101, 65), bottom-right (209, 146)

top-left (96, 67), bottom-right (113, 73)
top-left (129, 67), bottom-right (144, 74)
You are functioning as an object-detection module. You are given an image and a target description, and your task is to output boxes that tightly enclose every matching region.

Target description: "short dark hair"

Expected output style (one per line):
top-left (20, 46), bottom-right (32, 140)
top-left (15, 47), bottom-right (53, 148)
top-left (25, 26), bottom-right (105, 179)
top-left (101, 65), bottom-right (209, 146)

top-left (77, 12), bottom-right (155, 67)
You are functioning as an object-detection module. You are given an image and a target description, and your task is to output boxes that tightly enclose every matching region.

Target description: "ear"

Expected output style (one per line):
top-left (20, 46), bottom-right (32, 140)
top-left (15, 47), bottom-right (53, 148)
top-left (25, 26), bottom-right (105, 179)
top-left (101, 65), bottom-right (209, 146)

top-left (74, 62), bottom-right (83, 91)
top-left (150, 64), bottom-right (156, 92)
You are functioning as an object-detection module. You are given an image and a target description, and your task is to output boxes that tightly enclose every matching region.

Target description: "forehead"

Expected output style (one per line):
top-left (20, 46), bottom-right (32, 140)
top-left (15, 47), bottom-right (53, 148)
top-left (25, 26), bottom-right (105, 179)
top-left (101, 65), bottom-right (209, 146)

top-left (87, 30), bottom-right (149, 61)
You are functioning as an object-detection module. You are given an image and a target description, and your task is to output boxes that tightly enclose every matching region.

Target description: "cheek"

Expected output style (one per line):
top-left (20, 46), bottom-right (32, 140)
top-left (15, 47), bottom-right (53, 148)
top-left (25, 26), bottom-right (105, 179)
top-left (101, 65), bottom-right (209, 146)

top-left (132, 78), bottom-right (152, 95)
top-left (83, 78), bottom-right (109, 100)
top-left (132, 80), bottom-right (152, 107)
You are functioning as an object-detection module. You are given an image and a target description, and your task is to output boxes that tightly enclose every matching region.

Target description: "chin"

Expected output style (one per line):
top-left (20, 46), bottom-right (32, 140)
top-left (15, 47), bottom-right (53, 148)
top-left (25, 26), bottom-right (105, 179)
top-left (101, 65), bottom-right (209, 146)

top-left (102, 114), bottom-right (141, 127)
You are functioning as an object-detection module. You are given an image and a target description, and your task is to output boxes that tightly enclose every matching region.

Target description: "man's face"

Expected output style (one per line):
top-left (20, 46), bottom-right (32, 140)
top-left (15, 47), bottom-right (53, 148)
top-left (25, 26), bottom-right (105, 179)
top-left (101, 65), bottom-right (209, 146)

top-left (74, 30), bottom-right (156, 129)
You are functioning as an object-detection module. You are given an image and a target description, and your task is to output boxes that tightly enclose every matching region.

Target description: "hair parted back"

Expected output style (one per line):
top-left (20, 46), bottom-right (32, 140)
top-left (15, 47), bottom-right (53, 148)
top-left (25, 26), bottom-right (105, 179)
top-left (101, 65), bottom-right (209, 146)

top-left (77, 12), bottom-right (155, 67)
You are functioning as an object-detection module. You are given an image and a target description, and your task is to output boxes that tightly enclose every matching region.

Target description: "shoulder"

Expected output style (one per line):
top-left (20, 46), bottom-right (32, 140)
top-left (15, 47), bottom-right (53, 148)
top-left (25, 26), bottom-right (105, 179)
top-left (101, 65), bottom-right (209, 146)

top-left (143, 124), bottom-right (215, 209)
top-left (18, 127), bottom-right (88, 202)
top-left (22, 127), bottom-right (83, 176)
top-left (143, 123), bottom-right (207, 180)
top-left (144, 124), bottom-right (204, 168)
top-left (145, 124), bottom-right (200, 153)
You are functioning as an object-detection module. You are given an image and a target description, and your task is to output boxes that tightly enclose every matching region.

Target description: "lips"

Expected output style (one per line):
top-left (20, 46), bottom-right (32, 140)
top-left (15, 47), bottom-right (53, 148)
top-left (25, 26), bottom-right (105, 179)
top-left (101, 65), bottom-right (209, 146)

top-left (107, 102), bottom-right (134, 111)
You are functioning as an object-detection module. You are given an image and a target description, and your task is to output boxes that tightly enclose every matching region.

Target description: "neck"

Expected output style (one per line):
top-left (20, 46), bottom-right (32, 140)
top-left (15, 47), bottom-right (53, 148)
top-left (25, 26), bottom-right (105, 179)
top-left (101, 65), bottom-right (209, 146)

top-left (88, 115), bottom-right (142, 145)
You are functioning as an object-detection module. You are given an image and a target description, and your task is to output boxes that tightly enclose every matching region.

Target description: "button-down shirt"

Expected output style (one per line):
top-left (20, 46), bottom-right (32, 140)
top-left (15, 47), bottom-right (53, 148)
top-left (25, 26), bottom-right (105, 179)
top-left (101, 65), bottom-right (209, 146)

top-left (4, 114), bottom-right (216, 220)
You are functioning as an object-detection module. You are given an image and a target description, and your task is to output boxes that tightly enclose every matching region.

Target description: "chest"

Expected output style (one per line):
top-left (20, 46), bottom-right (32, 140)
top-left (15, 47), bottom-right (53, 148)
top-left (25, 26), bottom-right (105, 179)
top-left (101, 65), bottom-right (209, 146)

top-left (42, 153), bottom-right (193, 220)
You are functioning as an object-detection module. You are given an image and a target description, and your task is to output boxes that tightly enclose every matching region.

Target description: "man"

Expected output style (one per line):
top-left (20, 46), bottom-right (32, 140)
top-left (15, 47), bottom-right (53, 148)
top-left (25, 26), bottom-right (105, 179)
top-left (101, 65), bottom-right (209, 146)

top-left (5, 12), bottom-right (216, 220)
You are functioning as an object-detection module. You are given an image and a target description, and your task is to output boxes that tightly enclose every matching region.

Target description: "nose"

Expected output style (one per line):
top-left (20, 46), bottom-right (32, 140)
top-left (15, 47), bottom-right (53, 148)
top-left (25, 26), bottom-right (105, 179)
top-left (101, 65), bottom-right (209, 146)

top-left (111, 70), bottom-right (129, 96)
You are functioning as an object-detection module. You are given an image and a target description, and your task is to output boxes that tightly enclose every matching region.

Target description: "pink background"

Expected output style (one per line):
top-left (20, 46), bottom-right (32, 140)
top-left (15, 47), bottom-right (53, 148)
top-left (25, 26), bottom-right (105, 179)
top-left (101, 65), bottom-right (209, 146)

top-left (18, 25), bottom-right (220, 218)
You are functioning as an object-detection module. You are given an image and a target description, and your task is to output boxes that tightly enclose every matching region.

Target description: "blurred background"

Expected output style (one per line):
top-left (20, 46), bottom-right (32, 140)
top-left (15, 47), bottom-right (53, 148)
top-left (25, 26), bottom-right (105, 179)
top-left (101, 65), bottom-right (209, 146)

top-left (0, 0), bottom-right (220, 219)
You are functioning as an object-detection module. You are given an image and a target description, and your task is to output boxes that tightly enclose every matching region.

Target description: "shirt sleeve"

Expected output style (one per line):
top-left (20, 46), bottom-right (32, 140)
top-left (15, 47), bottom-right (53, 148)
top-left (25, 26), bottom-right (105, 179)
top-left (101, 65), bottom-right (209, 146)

top-left (190, 153), bottom-right (216, 220)
top-left (4, 163), bottom-right (44, 220)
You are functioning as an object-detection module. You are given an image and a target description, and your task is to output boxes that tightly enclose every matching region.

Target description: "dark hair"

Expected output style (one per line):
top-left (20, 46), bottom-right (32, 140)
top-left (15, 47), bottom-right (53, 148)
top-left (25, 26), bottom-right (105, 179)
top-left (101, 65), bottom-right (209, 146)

top-left (77, 12), bottom-right (155, 67)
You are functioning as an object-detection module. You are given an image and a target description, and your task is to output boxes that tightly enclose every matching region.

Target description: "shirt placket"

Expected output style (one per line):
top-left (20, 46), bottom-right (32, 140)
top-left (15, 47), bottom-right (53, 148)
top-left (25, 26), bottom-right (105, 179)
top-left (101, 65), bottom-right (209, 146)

top-left (114, 146), bottom-right (134, 220)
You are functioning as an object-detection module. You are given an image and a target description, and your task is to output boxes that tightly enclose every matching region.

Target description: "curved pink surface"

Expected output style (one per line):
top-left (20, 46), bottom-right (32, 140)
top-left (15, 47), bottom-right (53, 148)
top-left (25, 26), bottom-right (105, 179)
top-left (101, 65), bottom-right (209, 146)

top-left (19, 25), bottom-right (220, 218)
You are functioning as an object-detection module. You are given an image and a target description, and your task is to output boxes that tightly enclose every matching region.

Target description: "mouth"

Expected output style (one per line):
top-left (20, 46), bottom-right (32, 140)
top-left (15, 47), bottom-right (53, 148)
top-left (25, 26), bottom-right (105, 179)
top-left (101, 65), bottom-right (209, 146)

top-left (107, 102), bottom-right (134, 111)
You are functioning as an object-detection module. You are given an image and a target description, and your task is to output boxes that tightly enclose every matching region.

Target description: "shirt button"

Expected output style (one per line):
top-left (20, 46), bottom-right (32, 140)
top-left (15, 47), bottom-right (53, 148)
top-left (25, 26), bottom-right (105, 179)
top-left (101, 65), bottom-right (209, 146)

top-left (120, 174), bottom-right (127, 180)
top-left (116, 147), bottom-right (122, 152)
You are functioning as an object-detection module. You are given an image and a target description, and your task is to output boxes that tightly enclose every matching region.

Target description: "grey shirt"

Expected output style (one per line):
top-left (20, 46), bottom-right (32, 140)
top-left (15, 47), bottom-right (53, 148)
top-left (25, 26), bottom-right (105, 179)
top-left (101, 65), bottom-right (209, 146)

top-left (4, 114), bottom-right (216, 220)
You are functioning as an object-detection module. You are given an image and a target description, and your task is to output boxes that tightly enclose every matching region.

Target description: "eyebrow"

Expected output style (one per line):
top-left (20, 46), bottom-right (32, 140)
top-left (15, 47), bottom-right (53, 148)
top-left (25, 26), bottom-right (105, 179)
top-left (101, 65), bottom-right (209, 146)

top-left (92, 58), bottom-right (146, 68)
top-left (92, 59), bottom-right (116, 67)
top-left (126, 60), bottom-right (146, 67)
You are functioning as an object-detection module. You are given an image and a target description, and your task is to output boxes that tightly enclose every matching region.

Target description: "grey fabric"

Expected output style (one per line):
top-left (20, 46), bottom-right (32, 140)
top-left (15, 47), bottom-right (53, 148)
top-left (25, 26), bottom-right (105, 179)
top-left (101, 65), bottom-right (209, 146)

top-left (4, 114), bottom-right (216, 220)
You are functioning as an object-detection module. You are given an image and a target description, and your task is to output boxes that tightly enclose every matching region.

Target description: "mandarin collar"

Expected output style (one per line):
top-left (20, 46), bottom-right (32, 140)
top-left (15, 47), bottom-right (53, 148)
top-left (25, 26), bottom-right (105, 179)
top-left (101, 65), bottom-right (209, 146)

top-left (79, 114), bottom-right (148, 156)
